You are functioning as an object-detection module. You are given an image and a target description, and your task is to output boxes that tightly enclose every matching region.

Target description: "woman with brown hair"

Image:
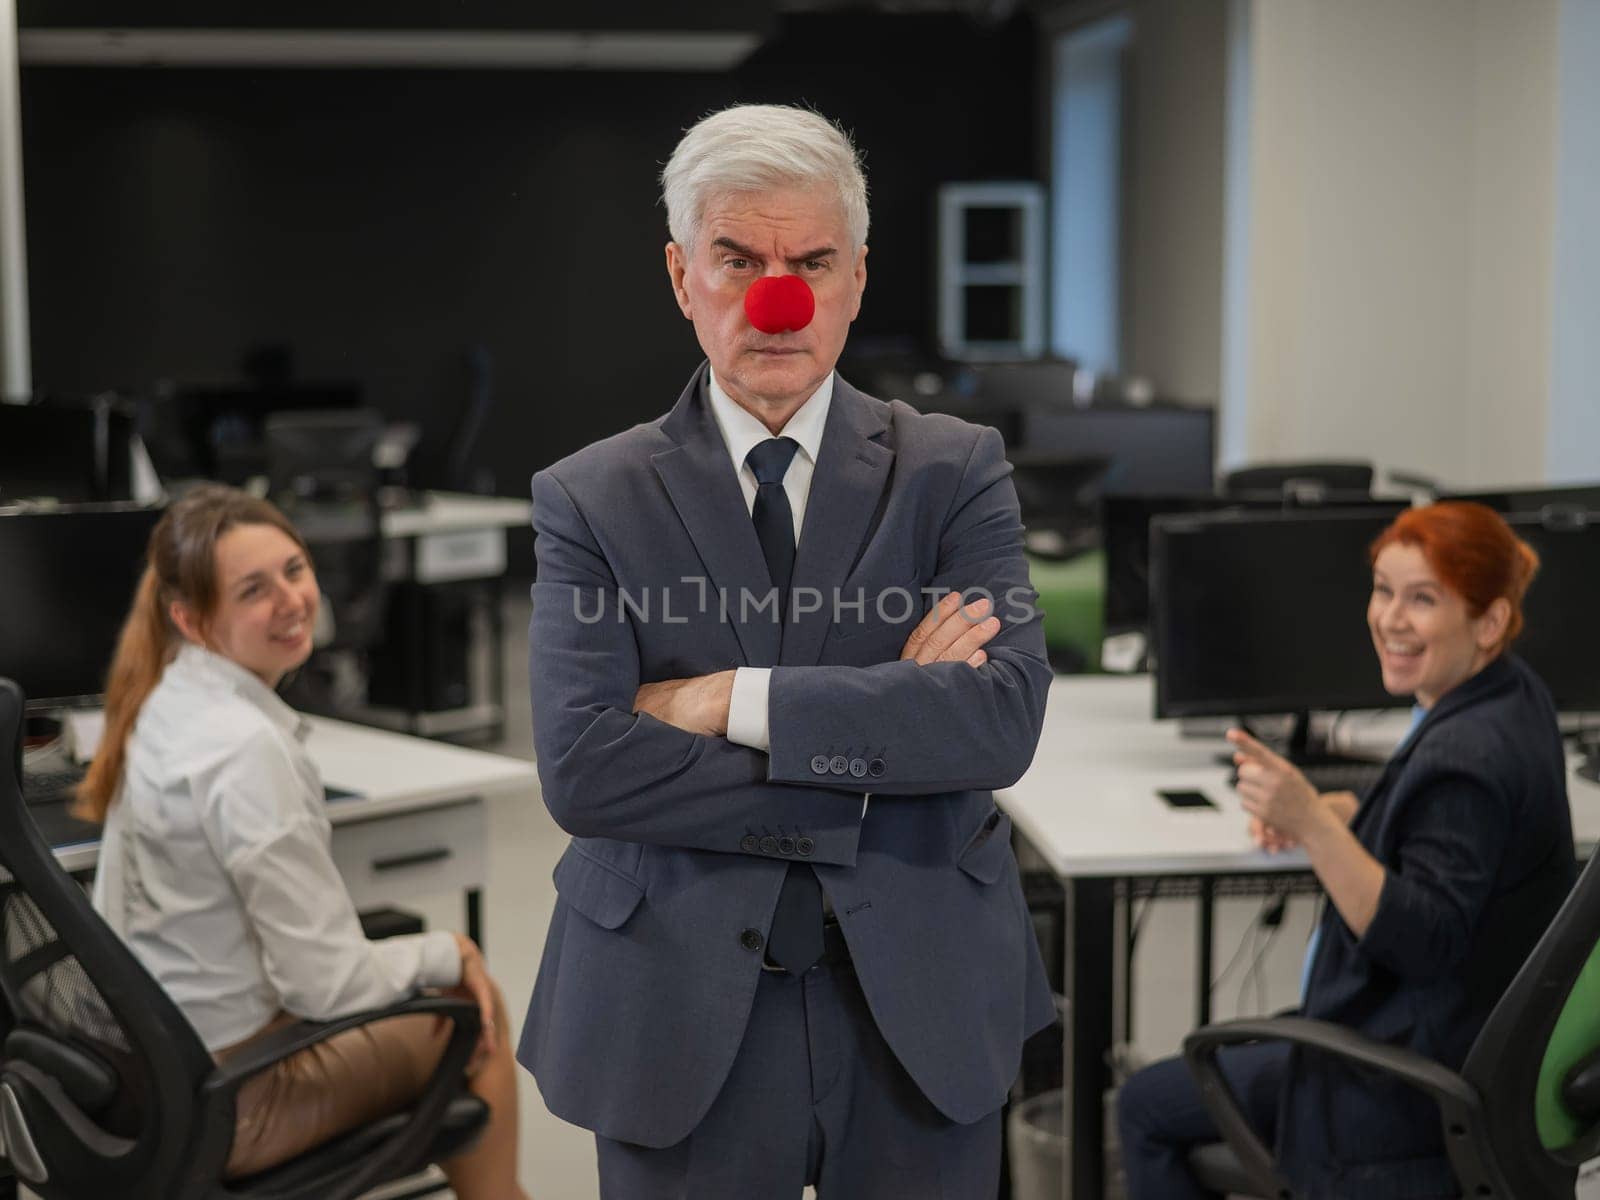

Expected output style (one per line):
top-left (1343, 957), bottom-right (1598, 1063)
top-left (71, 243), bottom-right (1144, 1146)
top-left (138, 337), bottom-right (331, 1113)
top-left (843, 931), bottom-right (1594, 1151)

top-left (81, 484), bottom-right (529, 1197)
top-left (1118, 501), bottom-right (1577, 1199)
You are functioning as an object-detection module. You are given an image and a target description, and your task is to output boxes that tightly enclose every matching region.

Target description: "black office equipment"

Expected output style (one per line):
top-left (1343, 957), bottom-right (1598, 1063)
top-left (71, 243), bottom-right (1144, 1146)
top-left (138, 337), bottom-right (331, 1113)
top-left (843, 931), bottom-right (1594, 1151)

top-left (1150, 509), bottom-right (1404, 726)
top-left (152, 382), bottom-right (364, 483)
top-left (0, 402), bottom-right (137, 504)
top-left (1104, 495), bottom-right (1408, 636)
top-left (1444, 482), bottom-right (1600, 518)
top-left (1508, 512), bottom-right (1600, 713)
top-left (0, 506), bottom-right (163, 705)
top-left (1017, 403), bottom-right (1216, 495)
top-left (266, 410), bottom-right (388, 717)
top-left (0, 677), bottom-right (489, 1199)
top-left (1224, 460), bottom-right (1374, 499)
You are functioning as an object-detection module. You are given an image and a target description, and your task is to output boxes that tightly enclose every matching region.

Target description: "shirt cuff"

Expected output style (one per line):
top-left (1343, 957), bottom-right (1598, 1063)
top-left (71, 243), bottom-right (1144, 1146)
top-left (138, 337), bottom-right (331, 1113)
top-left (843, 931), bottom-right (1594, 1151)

top-left (727, 667), bottom-right (772, 752)
top-left (417, 931), bottom-right (463, 989)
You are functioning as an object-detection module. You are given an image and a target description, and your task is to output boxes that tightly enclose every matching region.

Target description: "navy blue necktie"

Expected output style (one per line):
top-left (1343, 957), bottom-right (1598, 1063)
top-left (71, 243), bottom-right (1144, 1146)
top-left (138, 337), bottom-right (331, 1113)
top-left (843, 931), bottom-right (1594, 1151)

top-left (746, 437), bottom-right (824, 974)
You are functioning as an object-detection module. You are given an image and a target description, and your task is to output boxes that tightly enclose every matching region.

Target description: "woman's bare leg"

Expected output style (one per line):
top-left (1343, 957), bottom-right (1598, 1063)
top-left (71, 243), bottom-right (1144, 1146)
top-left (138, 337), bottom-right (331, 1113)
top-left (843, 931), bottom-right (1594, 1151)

top-left (440, 980), bottom-right (531, 1200)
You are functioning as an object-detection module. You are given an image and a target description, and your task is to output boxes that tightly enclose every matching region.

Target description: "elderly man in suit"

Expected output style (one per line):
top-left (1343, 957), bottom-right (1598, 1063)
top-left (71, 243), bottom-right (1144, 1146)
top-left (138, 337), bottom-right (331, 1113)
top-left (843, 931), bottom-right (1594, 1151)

top-left (519, 103), bottom-right (1056, 1199)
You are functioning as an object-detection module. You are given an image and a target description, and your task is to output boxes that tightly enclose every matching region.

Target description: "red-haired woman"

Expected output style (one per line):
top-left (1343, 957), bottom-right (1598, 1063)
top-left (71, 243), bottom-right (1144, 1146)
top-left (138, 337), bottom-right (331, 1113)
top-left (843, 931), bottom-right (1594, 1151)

top-left (1118, 501), bottom-right (1576, 1199)
top-left (81, 485), bottom-right (530, 1198)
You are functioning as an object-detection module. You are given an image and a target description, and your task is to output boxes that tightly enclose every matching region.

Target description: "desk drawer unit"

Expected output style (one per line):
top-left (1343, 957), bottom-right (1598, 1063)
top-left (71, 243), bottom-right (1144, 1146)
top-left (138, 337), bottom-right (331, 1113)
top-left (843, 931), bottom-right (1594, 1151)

top-left (330, 799), bottom-right (487, 912)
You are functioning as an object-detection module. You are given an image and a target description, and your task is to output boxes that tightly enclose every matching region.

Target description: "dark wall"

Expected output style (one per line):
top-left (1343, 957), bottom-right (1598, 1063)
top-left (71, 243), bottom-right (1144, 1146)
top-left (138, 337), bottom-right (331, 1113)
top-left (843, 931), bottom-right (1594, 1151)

top-left (20, 12), bottom-right (1037, 499)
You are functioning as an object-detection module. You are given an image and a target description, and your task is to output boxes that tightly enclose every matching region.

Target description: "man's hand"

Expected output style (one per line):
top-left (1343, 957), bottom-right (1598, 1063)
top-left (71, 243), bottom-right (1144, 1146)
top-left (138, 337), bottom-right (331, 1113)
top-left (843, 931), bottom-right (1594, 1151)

top-left (634, 670), bottom-right (736, 736)
top-left (900, 591), bottom-right (1002, 667)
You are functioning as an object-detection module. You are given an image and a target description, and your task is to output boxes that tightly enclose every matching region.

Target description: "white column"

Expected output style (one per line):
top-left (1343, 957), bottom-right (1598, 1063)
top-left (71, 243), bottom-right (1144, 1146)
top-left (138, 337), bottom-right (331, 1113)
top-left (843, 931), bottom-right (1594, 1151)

top-left (0, 0), bottom-right (30, 401)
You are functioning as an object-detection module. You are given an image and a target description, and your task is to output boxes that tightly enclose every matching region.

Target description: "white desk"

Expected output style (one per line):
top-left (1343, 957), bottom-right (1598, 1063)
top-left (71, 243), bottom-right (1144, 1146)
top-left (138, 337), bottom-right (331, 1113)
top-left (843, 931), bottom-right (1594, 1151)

top-left (998, 674), bottom-right (1600, 1199)
top-left (49, 717), bottom-right (537, 945)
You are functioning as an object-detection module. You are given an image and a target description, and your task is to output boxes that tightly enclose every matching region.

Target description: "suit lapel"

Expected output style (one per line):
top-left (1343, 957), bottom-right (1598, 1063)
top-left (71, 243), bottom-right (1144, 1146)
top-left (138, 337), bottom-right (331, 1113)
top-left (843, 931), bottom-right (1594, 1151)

top-left (652, 365), bottom-right (782, 667)
top-left (783, 377), bottom-right (895, 667)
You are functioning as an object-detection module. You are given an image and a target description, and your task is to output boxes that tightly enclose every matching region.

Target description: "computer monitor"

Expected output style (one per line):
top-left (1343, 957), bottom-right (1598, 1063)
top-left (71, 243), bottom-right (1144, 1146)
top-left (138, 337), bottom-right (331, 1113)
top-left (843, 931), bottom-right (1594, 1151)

top-left (0, 403), bottom-right (137, 504)
top-left (1510, 513), bottom-right (1600, 712)
top-left (1442, 484), bottom-right (1600, 517)
top-left (1106, 495), bottom-right (1408, 635)
top-left (1017, 404), bottom-right (1216, 495)
top-left (154, 383), bottom-right (364, 483)
top-left (1150, 509), bottom-right (1404, 720)
top-left (0, 506), bottom-right (164, 705)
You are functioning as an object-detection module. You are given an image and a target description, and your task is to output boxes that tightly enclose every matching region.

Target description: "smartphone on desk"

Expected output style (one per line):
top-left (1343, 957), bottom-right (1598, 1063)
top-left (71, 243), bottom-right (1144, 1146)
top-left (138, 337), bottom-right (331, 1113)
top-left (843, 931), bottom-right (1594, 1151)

top-left (1158, 788), bottom-right (1218, 810)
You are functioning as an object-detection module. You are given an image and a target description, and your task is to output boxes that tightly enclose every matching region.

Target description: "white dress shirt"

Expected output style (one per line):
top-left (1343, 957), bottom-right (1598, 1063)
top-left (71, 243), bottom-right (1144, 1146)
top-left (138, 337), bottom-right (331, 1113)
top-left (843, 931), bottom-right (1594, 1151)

top-left (707, 365), bottom-right (832, 754)
top-left (91, 643), bottom-right (460, 1052)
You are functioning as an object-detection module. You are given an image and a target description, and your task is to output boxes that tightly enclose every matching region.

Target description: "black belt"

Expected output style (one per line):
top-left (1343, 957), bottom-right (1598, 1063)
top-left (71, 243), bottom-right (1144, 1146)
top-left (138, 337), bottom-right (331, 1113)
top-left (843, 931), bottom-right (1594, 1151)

top-left (762, 918), bottom-right (850, 974)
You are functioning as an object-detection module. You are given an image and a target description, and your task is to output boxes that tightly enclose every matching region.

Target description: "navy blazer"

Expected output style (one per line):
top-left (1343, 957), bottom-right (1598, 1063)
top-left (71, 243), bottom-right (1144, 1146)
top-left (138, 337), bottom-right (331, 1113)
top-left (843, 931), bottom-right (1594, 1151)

top-left (518, 365), bottom-right (1057, 1148)
top-left (1281, 654), bottom-right (1576, 1197)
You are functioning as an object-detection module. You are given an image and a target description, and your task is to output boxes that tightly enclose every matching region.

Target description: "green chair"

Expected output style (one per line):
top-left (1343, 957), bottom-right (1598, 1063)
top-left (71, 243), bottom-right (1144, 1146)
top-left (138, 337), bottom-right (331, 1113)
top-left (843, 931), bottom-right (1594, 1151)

top-left (1181, 847), bottom-right (1600, 1198)
top-left (1026, 551), bottom-right (1103, 674)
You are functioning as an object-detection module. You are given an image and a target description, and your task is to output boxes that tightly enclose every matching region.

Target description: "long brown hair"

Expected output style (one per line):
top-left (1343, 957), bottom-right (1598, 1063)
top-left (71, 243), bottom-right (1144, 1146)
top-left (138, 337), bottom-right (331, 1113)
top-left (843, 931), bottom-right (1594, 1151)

top-left (75, 485), bottom-right (309, 822)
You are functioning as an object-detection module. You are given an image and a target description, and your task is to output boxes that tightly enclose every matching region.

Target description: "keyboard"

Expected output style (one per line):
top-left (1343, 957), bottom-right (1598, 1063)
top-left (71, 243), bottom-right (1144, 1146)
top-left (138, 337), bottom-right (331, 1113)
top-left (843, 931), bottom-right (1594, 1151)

top-left (23, 762), bottom-right (87, 807)
top-left (1298, 759), bottom-right (1386, 796)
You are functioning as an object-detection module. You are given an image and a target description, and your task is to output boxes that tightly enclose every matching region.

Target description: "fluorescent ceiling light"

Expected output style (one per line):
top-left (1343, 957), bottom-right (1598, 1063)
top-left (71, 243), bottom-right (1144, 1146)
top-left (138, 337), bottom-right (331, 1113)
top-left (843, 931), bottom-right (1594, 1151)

top-left (18, 28), bottom-right (760, 70)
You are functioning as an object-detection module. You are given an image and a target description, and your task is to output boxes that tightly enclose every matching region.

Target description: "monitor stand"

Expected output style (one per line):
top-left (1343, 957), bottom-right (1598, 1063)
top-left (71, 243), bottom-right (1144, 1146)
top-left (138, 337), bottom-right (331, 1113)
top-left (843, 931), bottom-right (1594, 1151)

top-left (1215, 711), bottom-right (1376, 771)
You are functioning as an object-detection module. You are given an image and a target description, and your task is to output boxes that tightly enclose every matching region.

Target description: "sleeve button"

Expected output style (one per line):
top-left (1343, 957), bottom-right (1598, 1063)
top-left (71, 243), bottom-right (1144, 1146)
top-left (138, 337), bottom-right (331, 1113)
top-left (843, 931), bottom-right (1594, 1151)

top-left (740, 835), bottom-right (759, 853)
top-left (867, 758), bottom-right (886, 778)
top-left (759, 836), bottom-right (778, 854)
top-left (740, 928), bottom-right (764, 952)
top-left (849, 757), bottom-right (868, 778)
top-left (777, 837), bottom-right (796, 855)
top-left (810, 755), bottom-right (831, 776)
top-left (796, 837), bottom-right (815, 857)
top-left (829, 755), bottom-right (849, 775)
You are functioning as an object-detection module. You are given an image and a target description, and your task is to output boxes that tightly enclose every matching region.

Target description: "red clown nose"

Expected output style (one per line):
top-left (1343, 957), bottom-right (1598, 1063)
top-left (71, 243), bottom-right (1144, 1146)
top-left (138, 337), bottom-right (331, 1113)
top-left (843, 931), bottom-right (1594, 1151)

top-left (744, 274), bottom-right (816, 334)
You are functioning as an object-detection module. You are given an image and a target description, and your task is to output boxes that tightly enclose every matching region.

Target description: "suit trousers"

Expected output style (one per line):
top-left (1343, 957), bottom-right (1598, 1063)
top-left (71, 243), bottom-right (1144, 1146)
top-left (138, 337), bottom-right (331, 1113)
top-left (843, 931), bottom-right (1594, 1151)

top-left (595, 954), bottom-right (1002, 1200)
top-left (1116, 1041), bottom-right (1288, 1200)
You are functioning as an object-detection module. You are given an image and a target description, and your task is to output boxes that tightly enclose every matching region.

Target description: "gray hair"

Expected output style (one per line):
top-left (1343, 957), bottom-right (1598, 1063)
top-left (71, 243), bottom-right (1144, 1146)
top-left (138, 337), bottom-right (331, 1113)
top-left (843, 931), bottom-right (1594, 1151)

top-left (660, 104), bottom-right (869, 252)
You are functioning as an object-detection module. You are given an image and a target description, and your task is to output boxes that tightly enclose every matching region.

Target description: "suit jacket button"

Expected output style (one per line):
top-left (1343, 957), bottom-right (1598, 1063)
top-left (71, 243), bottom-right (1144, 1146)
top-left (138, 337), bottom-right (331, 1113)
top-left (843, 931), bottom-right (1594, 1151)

top-left (867, 757), bottom-right (886, 778)
top-left (810, 755), bottom-right (831, 776)
top-left (740, 929), bottom-right (764, 952)
top-left (759, 836), bottom-right (778, 854)
top-left (740, 835), bottom-right (759, 853)
top-left (829, 755), bottom-right (849, 775)
top-left (849, 757), bottom-right (868, 778)
top-left (778, 837), bottom-right (796, 856)
top-left (796, 837), bottom-right (815, 857)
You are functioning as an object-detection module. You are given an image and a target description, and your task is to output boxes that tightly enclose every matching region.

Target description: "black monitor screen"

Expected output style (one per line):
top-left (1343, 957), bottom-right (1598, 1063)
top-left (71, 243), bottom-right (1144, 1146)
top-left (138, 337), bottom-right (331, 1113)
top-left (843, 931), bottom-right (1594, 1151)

top-left (0, 506), bottom-right (163, 704)
top-left (1151, 510), bottom-right (1402, 718)
top-left (1511, 515), bottom-right (1600, 711)
top-left (1018, 406), bottom-right (1215, 495)
top-left (1107, 496), bottom-right (1408, 635)
top-left (1, 406), bottom-right (97, 504)
top-left (1444, 484), bottom-right (1600, 516)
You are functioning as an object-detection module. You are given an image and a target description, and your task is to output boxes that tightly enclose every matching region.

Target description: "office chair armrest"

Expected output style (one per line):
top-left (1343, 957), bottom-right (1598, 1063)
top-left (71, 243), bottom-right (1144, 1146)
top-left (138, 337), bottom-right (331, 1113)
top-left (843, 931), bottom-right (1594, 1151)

top-left (190, 994), bottom-right (482, 1198)
top-left (1182, 1016), bottom-right (1488, 1199)
top-left (201, 993), bottom-right (481, 1097)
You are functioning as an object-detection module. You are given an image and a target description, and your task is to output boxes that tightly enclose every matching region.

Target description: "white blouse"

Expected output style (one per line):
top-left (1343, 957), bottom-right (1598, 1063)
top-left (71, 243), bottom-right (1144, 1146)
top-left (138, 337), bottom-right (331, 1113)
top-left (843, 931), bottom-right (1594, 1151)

top-left (91, 642), bottom-right (460, 1052)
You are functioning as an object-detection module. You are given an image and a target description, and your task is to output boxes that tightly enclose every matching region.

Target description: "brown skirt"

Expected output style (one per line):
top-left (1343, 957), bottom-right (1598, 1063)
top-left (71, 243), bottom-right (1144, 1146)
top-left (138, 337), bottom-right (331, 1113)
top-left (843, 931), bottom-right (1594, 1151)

top-left (213, 1011), bottom-right (450, 1179)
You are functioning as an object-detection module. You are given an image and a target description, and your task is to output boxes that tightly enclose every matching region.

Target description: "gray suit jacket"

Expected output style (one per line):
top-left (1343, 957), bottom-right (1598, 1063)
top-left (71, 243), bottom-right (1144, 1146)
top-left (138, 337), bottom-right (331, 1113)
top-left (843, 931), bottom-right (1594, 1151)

top-left (518, 364), bottom-right (1056, 1148)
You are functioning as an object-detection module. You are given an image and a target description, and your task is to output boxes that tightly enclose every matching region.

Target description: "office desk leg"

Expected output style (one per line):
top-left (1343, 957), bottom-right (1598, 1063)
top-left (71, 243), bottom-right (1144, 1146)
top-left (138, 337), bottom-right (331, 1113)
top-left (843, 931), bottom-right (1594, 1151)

top-left (467, 887), bottom-right (483, 949)
top-left (1197, 878), bottom-right (1214, 1027)
top-left (1064, 877), bottom-right (1114, 1200)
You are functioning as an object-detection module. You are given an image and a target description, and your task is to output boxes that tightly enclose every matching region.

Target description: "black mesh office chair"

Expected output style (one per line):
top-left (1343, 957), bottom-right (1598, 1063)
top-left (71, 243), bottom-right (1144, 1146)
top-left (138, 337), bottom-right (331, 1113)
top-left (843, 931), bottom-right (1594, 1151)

top-left (1182, 846), bottom-right (1600, 1199)
top-left (265, 409), bottom-right (389, 714)
top-left (0, 678), bottom-right (488, 1198)
top-left (1224, 461), bottom-right (1374, 500)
